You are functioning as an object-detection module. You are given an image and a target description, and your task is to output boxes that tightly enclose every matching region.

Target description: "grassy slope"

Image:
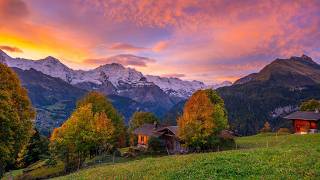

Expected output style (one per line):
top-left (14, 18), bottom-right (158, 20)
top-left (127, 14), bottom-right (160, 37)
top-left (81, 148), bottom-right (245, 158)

top-left (54, 134), bottom-right (320, 180)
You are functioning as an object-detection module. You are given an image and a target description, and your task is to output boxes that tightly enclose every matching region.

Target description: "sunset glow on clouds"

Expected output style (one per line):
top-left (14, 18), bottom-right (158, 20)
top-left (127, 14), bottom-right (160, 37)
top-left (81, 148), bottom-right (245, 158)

top-left (0, 0), bottom-right (319, 83)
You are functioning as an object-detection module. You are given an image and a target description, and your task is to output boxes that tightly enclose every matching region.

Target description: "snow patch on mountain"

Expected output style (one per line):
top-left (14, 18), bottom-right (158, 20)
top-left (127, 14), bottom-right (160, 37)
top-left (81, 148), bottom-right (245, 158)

top-left (146, 75), bottom-right (206, 97)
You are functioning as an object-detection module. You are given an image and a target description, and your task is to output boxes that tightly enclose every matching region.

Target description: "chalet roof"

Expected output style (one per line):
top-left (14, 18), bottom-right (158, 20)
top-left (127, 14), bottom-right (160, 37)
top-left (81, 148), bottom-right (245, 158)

top-left (284, 111), bottom-right (320, 121)
top-left (133, 124), bottom-right (179, 137)
top-left (133, 123), bottom-right (164, 137)
top-left (158, 126), bottom-right (178, 135)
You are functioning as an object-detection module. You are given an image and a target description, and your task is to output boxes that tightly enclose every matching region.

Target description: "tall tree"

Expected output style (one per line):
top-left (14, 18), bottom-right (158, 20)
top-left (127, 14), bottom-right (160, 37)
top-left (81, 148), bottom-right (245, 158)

top-left (300, 99), bottom-right (320, 111)
top-left (50, 104), bottom-right (115, 172)
top-left (178, 89), bottom-right (228, 149)
top-left (76, 92), bottom-right (126, 147)
top-left (0, 64), bottom-right (35, 177)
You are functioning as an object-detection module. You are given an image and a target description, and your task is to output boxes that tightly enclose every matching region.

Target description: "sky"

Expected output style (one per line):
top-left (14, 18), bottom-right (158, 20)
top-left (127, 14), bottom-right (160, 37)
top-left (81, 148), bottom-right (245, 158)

top-left (0, 0), bottom-right (319, 84)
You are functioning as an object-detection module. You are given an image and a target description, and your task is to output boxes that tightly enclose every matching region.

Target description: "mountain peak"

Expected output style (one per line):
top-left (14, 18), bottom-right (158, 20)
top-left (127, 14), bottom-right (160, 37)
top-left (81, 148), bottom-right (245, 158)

top-left (289, 54), bottom-right (314, 63)
top-left (42, 56), bottom-right (62, 64)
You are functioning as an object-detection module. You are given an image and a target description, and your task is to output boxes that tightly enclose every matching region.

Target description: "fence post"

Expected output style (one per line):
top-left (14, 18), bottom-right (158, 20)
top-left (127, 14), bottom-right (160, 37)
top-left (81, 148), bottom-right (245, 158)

top-left (113, 151), bottom-right (115, 164)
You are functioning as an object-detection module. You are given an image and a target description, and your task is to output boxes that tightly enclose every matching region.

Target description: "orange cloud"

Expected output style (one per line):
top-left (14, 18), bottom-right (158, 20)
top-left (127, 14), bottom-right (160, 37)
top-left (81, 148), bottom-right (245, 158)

top-left (0, 45), bottom-right (23, 53)
top-left (153, 41), bottom-right (169, 52)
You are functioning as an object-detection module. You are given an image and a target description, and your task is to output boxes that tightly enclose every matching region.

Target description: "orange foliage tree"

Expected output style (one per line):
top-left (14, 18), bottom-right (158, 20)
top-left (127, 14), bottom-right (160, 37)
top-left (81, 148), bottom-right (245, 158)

top-left (178, 89), bottom-right (228, 150)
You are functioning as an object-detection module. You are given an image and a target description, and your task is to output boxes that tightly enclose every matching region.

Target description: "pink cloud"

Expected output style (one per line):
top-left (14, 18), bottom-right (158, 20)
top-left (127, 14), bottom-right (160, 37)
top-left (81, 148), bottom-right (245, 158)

top-left (84, 54), bottom-right (156, 67)
top-left (153, 41), bottom-right (169, 52)
top-left (108, 43), bottom-right (146, 51)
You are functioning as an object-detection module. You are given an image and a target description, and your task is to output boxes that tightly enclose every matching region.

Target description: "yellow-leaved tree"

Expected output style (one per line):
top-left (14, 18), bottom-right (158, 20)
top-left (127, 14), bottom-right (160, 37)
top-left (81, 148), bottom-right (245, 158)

top-left (178, 89), bottom-right (228, 150)
top-left (50, 104), bottom-right (114, 172)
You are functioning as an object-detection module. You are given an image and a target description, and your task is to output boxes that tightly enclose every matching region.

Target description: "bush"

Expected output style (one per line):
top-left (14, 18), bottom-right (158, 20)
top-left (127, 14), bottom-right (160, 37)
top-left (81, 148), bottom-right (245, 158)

top-left (148, 137), bottom-right (164, 152)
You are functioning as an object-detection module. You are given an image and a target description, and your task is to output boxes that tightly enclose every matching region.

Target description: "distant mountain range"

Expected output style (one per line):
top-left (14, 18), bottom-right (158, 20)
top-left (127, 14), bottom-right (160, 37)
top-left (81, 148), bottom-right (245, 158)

top-left (162, 55), bottom-right (320, 135)
top-left (0, 50), bottom-right (231, 135)
top-left (3, 49), bottom-right (319, 136)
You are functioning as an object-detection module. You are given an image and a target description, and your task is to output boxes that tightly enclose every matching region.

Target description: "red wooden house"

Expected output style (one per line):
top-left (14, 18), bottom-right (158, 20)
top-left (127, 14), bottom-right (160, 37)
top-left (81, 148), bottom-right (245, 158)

top-left (284, 111), bottom-right (320, 134)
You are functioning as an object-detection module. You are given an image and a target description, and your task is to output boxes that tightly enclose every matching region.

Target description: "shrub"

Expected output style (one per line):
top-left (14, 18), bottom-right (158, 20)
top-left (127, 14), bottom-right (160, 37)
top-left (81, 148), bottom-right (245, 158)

top-left (148, 137), bottom-right (164, 152)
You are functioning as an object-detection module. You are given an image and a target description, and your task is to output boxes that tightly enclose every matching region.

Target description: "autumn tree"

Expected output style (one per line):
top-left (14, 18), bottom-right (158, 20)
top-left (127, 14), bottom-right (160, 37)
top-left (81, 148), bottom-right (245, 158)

top-left (76, 92), bottom-right (126, 147)
top-left (300, 99), bottom-right (320, 111)
top-left (260, 121), bottom-right (271, 133)
top-left (0, 63), bottom-right (35, 177)
top-left (177, 89), bottom-right (228, 150)
top-left (50, 104), bottom-right (114, 172)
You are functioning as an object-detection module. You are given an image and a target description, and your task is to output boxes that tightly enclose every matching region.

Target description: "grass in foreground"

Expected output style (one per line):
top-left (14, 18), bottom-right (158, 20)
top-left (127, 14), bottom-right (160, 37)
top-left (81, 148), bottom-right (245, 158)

top-left (53, 134), bottom-right (320, 179)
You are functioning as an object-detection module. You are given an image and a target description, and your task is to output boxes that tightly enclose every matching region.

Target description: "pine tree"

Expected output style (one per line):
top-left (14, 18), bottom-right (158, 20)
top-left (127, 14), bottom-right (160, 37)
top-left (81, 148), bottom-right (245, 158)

top-left (0, 64), bottom-right (35, 177)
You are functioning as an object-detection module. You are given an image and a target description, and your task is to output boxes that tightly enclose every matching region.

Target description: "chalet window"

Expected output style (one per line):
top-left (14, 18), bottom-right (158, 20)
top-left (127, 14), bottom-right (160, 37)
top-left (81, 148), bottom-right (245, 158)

top-left (140, 136), bottom-right (145, 144)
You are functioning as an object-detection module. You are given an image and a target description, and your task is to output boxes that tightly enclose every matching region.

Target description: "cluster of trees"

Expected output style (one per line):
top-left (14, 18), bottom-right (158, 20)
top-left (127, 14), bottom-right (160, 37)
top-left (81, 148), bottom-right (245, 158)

top-left (178, 89), bottom-right (230, 150)
top-left (50, 92), bottom-right (125, 172)
top-left (300, 99), bottom-right (320, 111)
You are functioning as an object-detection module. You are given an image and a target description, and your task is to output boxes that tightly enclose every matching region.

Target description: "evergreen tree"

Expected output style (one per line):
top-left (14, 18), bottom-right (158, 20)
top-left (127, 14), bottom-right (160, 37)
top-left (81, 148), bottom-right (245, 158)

top-left (23, 129), bottom-right (49, 167)
top-left (0, 64), bottom-right (35, 177)
top-left (177, 89), bottom-right (228, 150)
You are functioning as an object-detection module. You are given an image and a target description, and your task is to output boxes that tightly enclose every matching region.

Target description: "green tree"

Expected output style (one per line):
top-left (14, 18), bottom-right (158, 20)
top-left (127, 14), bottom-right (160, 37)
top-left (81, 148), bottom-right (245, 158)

top-left (300, 99), bottom-right (320, 111)
top-left (0, 64), bottom-right (35, 177)
top-left (129, 111), bottom-right (159, 131)
top-left (50, 104), bottom-right (115, 172)
top-left (177, 89), bottom-right (228, 150)
top-left (76, 92), bottom-right (126, 147)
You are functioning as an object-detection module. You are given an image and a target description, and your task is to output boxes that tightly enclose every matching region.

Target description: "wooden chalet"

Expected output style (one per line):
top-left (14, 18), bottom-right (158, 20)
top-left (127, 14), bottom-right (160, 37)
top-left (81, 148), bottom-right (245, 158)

top-left (133, 123), bottom-right (185, 154)
top-left (284, 111), bottom-right (320, 134)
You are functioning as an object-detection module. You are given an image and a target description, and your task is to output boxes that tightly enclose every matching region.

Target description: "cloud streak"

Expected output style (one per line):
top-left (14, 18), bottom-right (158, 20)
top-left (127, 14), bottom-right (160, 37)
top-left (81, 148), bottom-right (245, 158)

top-left (84, 54), bottom-right (156, 67)
top-left (108, 43), bottom-right (146, 51)
top-left (161, 73), bottom-right (185, 78)
top-left (0, 45), bottom-right (23, 53)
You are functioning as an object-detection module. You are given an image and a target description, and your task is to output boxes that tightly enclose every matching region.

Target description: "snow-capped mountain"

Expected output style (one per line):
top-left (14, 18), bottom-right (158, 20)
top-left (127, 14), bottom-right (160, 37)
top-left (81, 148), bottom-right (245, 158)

top-left (0, 50), bottom-right (215, 98)
top-left (146, 75), bottom-right (206, 97)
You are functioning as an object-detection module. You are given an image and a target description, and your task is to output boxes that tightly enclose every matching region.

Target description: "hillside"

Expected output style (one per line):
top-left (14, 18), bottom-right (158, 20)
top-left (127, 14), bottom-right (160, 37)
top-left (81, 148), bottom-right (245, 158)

top-left (217, 55), bottom-right (320, 135)
top-left (50, 134), bottom-right (320, 179)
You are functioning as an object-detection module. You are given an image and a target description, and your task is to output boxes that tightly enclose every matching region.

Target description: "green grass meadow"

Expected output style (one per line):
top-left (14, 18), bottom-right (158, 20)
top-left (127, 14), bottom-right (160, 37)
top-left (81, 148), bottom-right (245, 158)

top-left (3, 133), bottom-right (319, 179)
top-left (51, 133), bottom-right (320, 180)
